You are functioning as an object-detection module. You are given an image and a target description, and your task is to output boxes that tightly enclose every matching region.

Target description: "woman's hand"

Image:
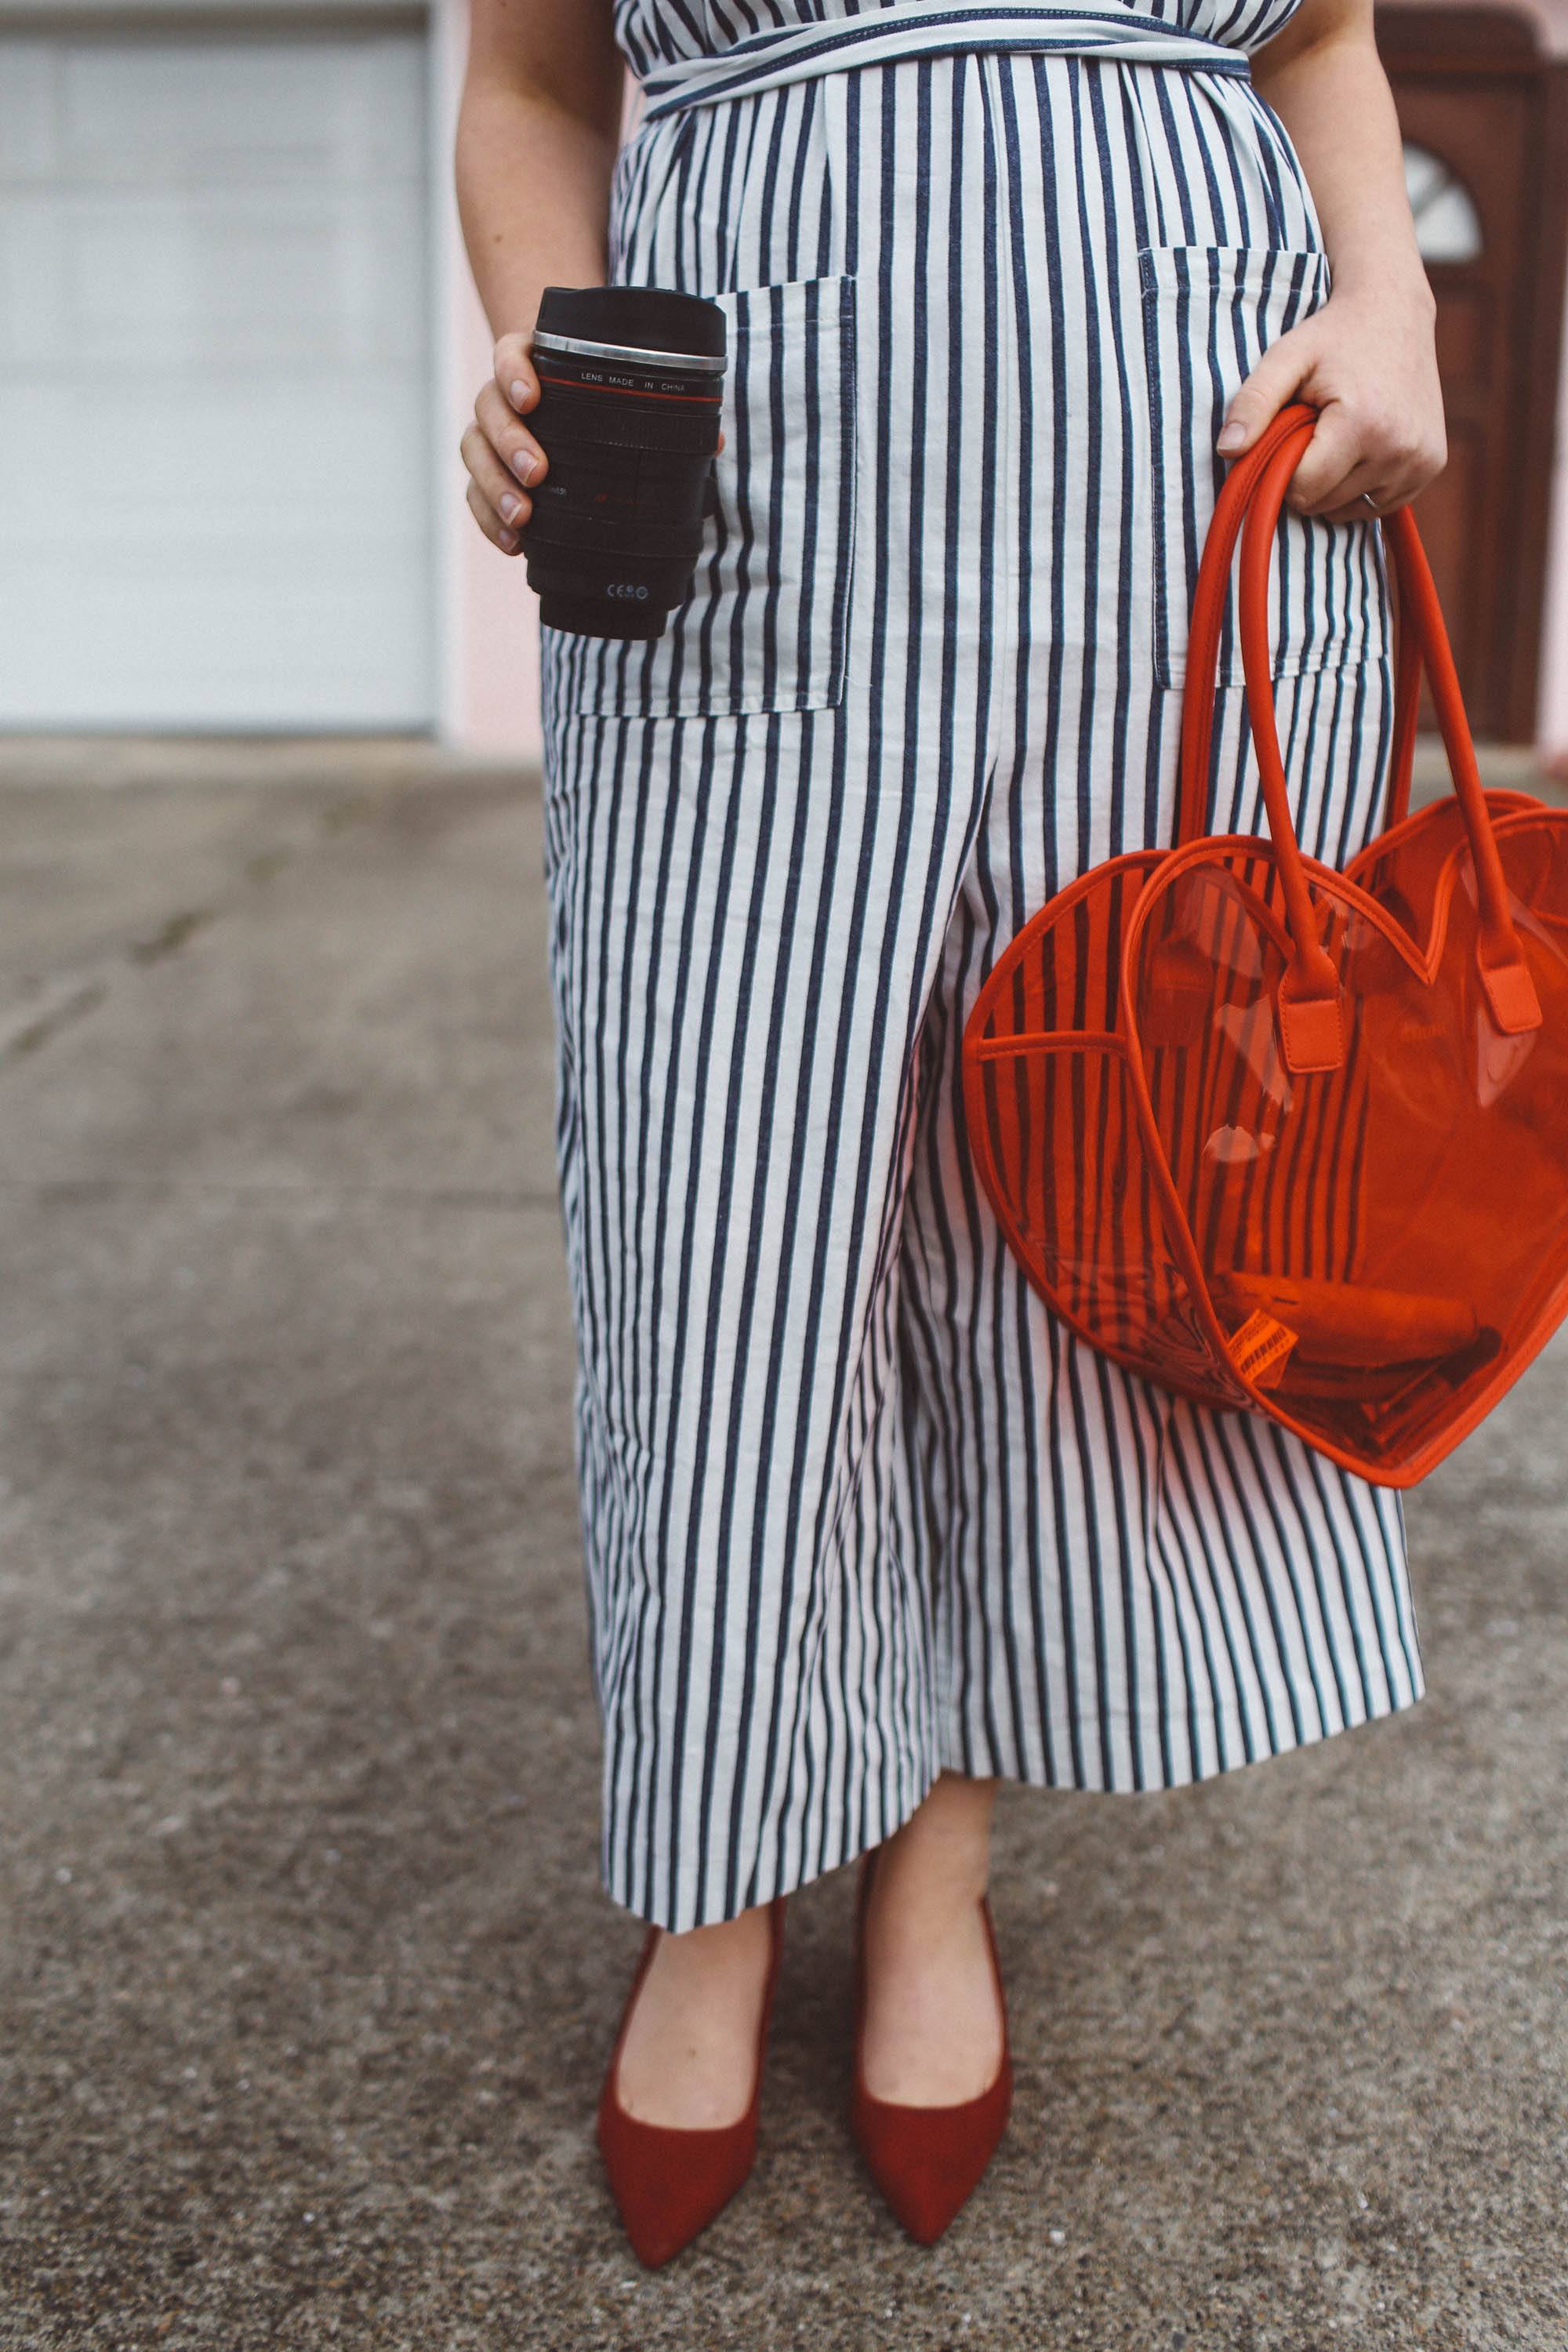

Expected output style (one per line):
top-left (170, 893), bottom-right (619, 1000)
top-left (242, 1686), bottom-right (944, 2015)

top-left (1216, 281), bottom-right (1447, 524)
top-left (1235, 0), bottom-right (1447, 525)
top-left (461, 332), bottom-right (549, 557)
top-left (460, 332), bottom-right (728, 557)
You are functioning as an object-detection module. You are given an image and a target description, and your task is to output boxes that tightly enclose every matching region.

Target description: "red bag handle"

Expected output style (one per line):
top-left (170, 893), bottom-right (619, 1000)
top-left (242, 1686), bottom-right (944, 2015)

top-left (1177, 402), bottom-right (1420, 844)
top-left (1176, 401), bottom-right (1541, 1069)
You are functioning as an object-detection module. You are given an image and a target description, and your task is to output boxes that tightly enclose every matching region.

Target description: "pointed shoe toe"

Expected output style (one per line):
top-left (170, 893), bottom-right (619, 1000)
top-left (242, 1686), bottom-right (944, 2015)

top-left (597, 1896), bottom-right (787, 2270)
top-left (597, 2089), bottom-right (761, 2269)
top-left (848, 1850), bottom-right (1013, 2246)
top-left (849, 2052), bottom-right (1013, 2245)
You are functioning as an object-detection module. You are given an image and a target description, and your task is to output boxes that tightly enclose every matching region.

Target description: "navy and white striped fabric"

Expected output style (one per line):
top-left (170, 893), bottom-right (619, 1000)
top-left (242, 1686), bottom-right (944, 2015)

top-left (630, 1), bottom-right (1252, 121)
top-left (538, 0), bottom-right (1425, 1933)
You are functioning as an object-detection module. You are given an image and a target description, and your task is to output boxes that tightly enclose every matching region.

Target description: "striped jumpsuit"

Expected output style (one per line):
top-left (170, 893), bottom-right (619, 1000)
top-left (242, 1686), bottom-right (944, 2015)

top-left (537, 0), bottom-right (1426, 1934)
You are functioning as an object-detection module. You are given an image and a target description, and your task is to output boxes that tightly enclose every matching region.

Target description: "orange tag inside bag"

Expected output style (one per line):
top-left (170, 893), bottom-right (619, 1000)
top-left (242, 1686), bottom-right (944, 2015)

top-left (1228, 1308), bottom-right (1298, 1392)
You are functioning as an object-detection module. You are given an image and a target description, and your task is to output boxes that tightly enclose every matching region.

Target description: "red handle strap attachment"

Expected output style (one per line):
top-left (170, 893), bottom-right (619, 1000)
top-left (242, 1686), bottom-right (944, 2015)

top-left (1376, 498), bottom-right (1541, 1036)
top-left (1177, 401), bottom-right (1541, 1069)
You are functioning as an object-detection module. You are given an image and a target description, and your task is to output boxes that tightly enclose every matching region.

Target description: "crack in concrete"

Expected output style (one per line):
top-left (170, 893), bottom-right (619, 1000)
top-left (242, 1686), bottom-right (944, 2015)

top-left (128, 909), bottom-right (216, 967)
top-left (0, 786), bottom-right (404, 1070)
top-left (0, 979), bottom-right (110, 1058)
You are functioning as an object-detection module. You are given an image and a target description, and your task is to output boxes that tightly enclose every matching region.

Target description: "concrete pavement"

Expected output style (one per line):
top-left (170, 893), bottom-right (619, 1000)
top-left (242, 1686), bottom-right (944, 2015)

top-left (0, 739), bottom-right (1563, 2350)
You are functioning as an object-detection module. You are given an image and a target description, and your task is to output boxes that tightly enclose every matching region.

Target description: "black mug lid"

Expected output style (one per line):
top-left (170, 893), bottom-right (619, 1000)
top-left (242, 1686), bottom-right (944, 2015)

top-left (534, 284), bottom-right (727, 360)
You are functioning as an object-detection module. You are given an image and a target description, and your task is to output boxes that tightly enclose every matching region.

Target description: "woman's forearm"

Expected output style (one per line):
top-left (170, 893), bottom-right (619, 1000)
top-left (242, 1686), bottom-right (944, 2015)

top-left (455, 1), bottom-right (626, 554)
top-left (1250, 1), bottom-right (1431, 317)
top-left (455, 3), bottom-right (625, 344)
top-left (1217, 0), bottom-right (1444, 516)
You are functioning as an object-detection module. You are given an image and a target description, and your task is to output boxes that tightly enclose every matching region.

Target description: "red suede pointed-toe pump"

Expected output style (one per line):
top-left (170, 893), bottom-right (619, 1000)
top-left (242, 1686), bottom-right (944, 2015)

top-left (597, 1894), bottom-right (788, 2269)
top-left (849, 1844), bottom-right (1012, 2245)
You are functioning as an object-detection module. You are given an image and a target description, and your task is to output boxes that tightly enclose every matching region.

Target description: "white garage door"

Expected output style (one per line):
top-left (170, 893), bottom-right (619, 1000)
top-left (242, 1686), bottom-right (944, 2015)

top-left (0, 25), bottom-right (433, 728)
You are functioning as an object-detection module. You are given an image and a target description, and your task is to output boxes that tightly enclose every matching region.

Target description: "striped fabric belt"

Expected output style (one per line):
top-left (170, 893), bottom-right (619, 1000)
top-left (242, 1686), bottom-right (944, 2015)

top-left (635, 0), bottom-right (1251, 122)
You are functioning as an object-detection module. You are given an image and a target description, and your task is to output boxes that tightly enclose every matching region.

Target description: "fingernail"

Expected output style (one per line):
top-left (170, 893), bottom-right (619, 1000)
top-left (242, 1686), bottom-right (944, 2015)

top-left (1217, 420), bottom-right (1247, 452)
top-left (510, 379), bottom-right (532, 408)
top-left (512, 450), bottom-right (536, 485)
top-left (499, 492), bottom-right (521, 524)
top-left (498, 527), bottom-right (519, 552)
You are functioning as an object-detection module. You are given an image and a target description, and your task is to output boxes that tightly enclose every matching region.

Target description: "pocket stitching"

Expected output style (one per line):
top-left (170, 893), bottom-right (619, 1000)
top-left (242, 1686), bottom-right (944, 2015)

top-left (551, 273), bottom-right (859, 721)
top-left (1138, 242), bottom-right (1374, 693)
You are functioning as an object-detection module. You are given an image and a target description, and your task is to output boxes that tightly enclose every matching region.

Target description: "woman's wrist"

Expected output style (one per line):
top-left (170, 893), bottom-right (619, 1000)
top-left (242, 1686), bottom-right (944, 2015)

top-left (1323, 254), bottom-right (1436, 325)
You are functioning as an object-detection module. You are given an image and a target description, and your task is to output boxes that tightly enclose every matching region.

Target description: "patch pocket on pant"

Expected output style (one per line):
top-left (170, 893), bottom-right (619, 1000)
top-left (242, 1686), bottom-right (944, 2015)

top-left (1138, 244), bottom-right (1386, 691)
top-left (542, 272), bottom-right (859, 720)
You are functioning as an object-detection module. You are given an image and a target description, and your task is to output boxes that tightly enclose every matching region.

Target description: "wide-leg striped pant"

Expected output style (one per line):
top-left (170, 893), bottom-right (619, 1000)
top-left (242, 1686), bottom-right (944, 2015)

top-left (537, 45), bottom-right (1426, 1933)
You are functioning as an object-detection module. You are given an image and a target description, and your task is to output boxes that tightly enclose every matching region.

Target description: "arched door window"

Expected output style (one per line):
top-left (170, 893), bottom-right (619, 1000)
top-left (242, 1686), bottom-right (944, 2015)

top-left (1403, 143), bottom-right (1484, 264)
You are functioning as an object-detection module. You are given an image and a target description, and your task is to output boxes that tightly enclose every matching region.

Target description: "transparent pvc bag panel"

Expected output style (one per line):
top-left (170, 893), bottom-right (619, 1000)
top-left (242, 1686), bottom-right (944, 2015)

top-left (964, 857), bottom-right (1231, 1396)
top-left (1128, 839), bottom-right (1568, 1471)
top-left (1320, 858), bottom-right (1568, 1469)
top-left (967, 1030), bottom-right (1214, 1385)
top-left (965, 406), bottom-right (1568, 1485)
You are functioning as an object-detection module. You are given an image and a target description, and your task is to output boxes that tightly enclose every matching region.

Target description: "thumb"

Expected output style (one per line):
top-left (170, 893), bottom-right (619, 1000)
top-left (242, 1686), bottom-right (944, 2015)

top-left (1216, 326), bottom-right (1316, 457)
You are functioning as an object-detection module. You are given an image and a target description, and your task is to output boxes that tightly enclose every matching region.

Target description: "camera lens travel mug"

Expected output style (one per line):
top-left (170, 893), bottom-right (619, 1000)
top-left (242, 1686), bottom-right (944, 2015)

top-left (517, 285), bottom-right (728, 641)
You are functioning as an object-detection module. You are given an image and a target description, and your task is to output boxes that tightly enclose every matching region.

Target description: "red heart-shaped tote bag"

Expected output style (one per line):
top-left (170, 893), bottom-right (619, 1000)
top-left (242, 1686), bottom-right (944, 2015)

top-left (960, 401), bottom-right (1568, 1488)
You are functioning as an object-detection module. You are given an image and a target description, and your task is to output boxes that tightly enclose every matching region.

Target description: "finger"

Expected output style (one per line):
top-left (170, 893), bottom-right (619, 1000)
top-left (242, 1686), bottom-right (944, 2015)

top-left (461, 422), bottom-right (532, 535)
top-left (1305, 451), bottom-right (1414, 524)
top-left (1216, 325), bottom-right (1319, 456)
top-left (1319, 499), bottom-right (1378, 527)
top-left (494, 332), bottom-right (539, 415)
top-left (1319, 484), bottom-right (1413, 526)
top-left (1335, 441), bottom-right (1443, 514)
top-left (466, 477), bottom-right (521, 556)
top-left (1281, 405), bottom-right (1371, 514)
top-left (1308, 454), bottom-right (1392, 509)
top-left (1287, 405), bottom-right (1444, 517)
top-left (477, 378), bottom-right (547, 489)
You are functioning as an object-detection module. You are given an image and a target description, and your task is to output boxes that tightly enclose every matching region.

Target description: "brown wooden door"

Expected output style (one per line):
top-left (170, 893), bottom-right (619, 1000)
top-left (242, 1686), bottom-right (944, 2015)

top-left (1378, 11), bottom-right (1568, 741)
